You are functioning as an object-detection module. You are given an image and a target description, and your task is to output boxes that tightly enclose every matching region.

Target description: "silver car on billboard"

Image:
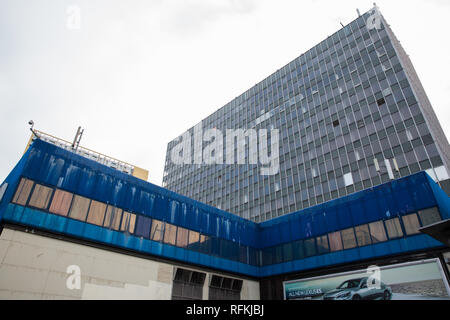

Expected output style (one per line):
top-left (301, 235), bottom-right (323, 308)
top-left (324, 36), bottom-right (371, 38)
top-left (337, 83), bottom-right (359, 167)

top-left (322, 277), bottom-right (392, 300)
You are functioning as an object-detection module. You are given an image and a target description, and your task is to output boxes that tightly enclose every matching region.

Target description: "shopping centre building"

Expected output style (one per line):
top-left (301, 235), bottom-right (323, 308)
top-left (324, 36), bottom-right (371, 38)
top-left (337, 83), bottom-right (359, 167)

top-left (0, 6), bottom-right (449, 300)
top-left (0, 134), bottom-right (449, 299)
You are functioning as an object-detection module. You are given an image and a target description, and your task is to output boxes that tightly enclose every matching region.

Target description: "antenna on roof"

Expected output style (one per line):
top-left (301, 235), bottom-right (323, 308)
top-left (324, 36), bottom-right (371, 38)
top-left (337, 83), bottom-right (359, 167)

top-left (340, 22), bottom-right (344, 28)
top-left (72, 126), bottom-right (84, 151)
top-left (28, 120), bottom-right (39, 139)
top-left (356, 9), bottom-right (361, 17)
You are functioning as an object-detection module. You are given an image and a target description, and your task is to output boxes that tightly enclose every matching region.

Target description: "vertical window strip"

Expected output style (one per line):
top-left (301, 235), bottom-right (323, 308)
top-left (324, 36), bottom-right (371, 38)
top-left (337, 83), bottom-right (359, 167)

top-left (28, 184), bottom-right (54, 210)
top-left (49, 189), bottom-right (73, 216)
top-left (12, 178), bottom-right (34, 206)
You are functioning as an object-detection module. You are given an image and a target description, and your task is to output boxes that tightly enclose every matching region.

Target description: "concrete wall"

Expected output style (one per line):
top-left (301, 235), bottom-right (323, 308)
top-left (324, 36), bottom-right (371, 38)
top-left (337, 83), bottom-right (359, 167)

top-left (0, 227), bottom-right (259, 300)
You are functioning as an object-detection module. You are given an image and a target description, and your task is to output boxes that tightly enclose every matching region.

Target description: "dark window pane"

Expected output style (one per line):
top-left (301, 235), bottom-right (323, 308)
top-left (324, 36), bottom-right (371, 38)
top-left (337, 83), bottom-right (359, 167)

top-left (385, 218), bottom-right (403, 239)
top-left (369, 221), bottom-right (387, 243)
top-left (119, 211), bottom-right (136, 233)
top-left (198, 234), bottom-right (210, 253)
top-left (418, 207), bottom-right (442, 226)
top-left (134, 215), bottom-right (152, 238)
top-left (341, 228), bottom-right (357, 249)
top-left (316, 235), bottom-right (329, 254)
top-left (355, 224), bottom-right (372, 246)
top-left (304, 238), bottom-right (316, 257)
top-left (187, 230), bottom-right (199, 250)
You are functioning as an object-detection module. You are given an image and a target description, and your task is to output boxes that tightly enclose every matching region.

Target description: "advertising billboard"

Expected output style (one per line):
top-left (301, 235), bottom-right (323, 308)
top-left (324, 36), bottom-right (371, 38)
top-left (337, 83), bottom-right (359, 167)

top-left (284, 259), bottom-right (450, 300)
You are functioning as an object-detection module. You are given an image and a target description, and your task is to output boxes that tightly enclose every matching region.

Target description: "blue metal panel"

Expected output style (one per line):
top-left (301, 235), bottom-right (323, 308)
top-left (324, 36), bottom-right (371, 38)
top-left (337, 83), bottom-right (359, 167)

top-left (362, 190), bottom-right (381, 222)
top-left (1, 140), bottom-right (449, 278)
top-left (2, 203), bottom-right (260, 277)
top-left (21, 140), bottom-right (256, 245)
top-left (348, 199), bottom-right (366, 226)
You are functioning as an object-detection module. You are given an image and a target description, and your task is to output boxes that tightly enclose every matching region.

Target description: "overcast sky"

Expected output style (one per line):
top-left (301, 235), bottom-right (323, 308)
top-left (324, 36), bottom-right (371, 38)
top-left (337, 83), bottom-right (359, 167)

top-left (1, 0), bottom-right (449, 185)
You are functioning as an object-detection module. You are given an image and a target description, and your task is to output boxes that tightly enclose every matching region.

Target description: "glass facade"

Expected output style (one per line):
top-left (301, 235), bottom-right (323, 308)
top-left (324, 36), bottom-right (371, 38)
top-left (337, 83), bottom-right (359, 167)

top-left (163, 8), bottom-right (450, 222)
top-left (11, 177), bottom-right (443, 268)
top-left (10, 177), bottom-right (261, 267)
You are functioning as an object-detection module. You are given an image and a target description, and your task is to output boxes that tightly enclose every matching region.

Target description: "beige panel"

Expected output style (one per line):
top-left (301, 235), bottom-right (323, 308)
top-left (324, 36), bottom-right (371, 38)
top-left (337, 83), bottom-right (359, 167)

top-left (23, 133), bottom-right (34, 155)
top-left (241, 279), bottom-right (260, 300)
top-left (132, 167), bottom-right (149, 181)
top-left (0, 228), bottom-right (259, 300)
top-left (0, 228), bottom-right (174, 299)
top-left (0, 289), bottom-right (43, 300)
top-left (2, 240), bottom-right (58, 271)
top-left (0, 264), bottom-right (49, 294)
top-left (82, 280), bottom-right (171, 300)
top-left (42, 271), bottom-right (89, 299)
top-left (157, 264), bottom-right (173, 284)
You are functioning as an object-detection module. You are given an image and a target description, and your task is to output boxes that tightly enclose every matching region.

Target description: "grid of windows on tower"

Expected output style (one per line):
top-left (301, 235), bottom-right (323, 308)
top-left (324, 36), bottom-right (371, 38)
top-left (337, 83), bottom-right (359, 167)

top-left (162, 10), bottom-right (448, 223)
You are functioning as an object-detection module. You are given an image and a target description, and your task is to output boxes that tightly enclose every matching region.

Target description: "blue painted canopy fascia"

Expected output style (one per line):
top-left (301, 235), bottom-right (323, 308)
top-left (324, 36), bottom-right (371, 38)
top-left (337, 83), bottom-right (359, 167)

top-left (0, 139), bottom-right (448, 278)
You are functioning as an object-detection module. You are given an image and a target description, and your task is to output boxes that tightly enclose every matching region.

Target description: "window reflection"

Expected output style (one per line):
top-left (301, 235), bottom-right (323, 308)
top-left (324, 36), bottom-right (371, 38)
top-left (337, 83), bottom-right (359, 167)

top-left (176, 227), bottom-right (189, 248)
top-left (198, 234), bottom-right (210, 253)
top-left (385, 218), bottom-right (403, 239)
top-left (369, 221), bottom-right (387, 243)
top-left (402, 214), bottom-right (420, 235)
top-left (120, 211), bottom-right (136, 233)
top-left (418, 207), bottom-right (441, 226)
top-left (188, 230), bottom-right (200, 250)
top-left (304, 238), bottom-right (317, 257)
top-left (87, 200), bottom-right (107, 226)
top-left (49, 189), bottom-right (73, 217)
top-left (316, 235), bottom-right (329, 254)
top-left (151, 219), bottom-right (164, 241)
top-left (128, 213), bottom-right (136, 233)
top-left (163, 223), bottom-right (177, 245)
top-left (11, 178), bottom-right (444, 267)
top-left (341, 228), bottom-right (357, 249)
top-left (355, 224), bottom-right (372, 247)
top-left (28, 184), bottom-right (53, 210)
top-left (12, 178), bottom-right (34, 206)
top-left (120, 211), bottom-right (131, 232)
top-left (69, 195), bottom-right (90, 221)
top-left (104, 206), bottom-right (122, 230)
top-left (328, 232), bottom-right (343, 252)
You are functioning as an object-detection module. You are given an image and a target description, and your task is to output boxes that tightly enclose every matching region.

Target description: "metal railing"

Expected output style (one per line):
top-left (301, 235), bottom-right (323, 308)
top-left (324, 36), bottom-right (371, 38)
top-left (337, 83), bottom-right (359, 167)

top-left (32, 130), bottom-right (135, 175)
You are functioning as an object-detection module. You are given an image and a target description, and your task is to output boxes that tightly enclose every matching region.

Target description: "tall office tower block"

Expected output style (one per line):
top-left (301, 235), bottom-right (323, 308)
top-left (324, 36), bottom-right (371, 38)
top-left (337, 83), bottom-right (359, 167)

top-left (163, 6), bottom-right (450, 222)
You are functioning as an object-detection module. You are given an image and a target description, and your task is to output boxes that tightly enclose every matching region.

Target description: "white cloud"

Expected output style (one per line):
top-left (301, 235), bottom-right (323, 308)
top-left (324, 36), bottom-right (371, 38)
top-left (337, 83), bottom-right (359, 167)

top-left (0, 0), bottom-right (449, 186)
